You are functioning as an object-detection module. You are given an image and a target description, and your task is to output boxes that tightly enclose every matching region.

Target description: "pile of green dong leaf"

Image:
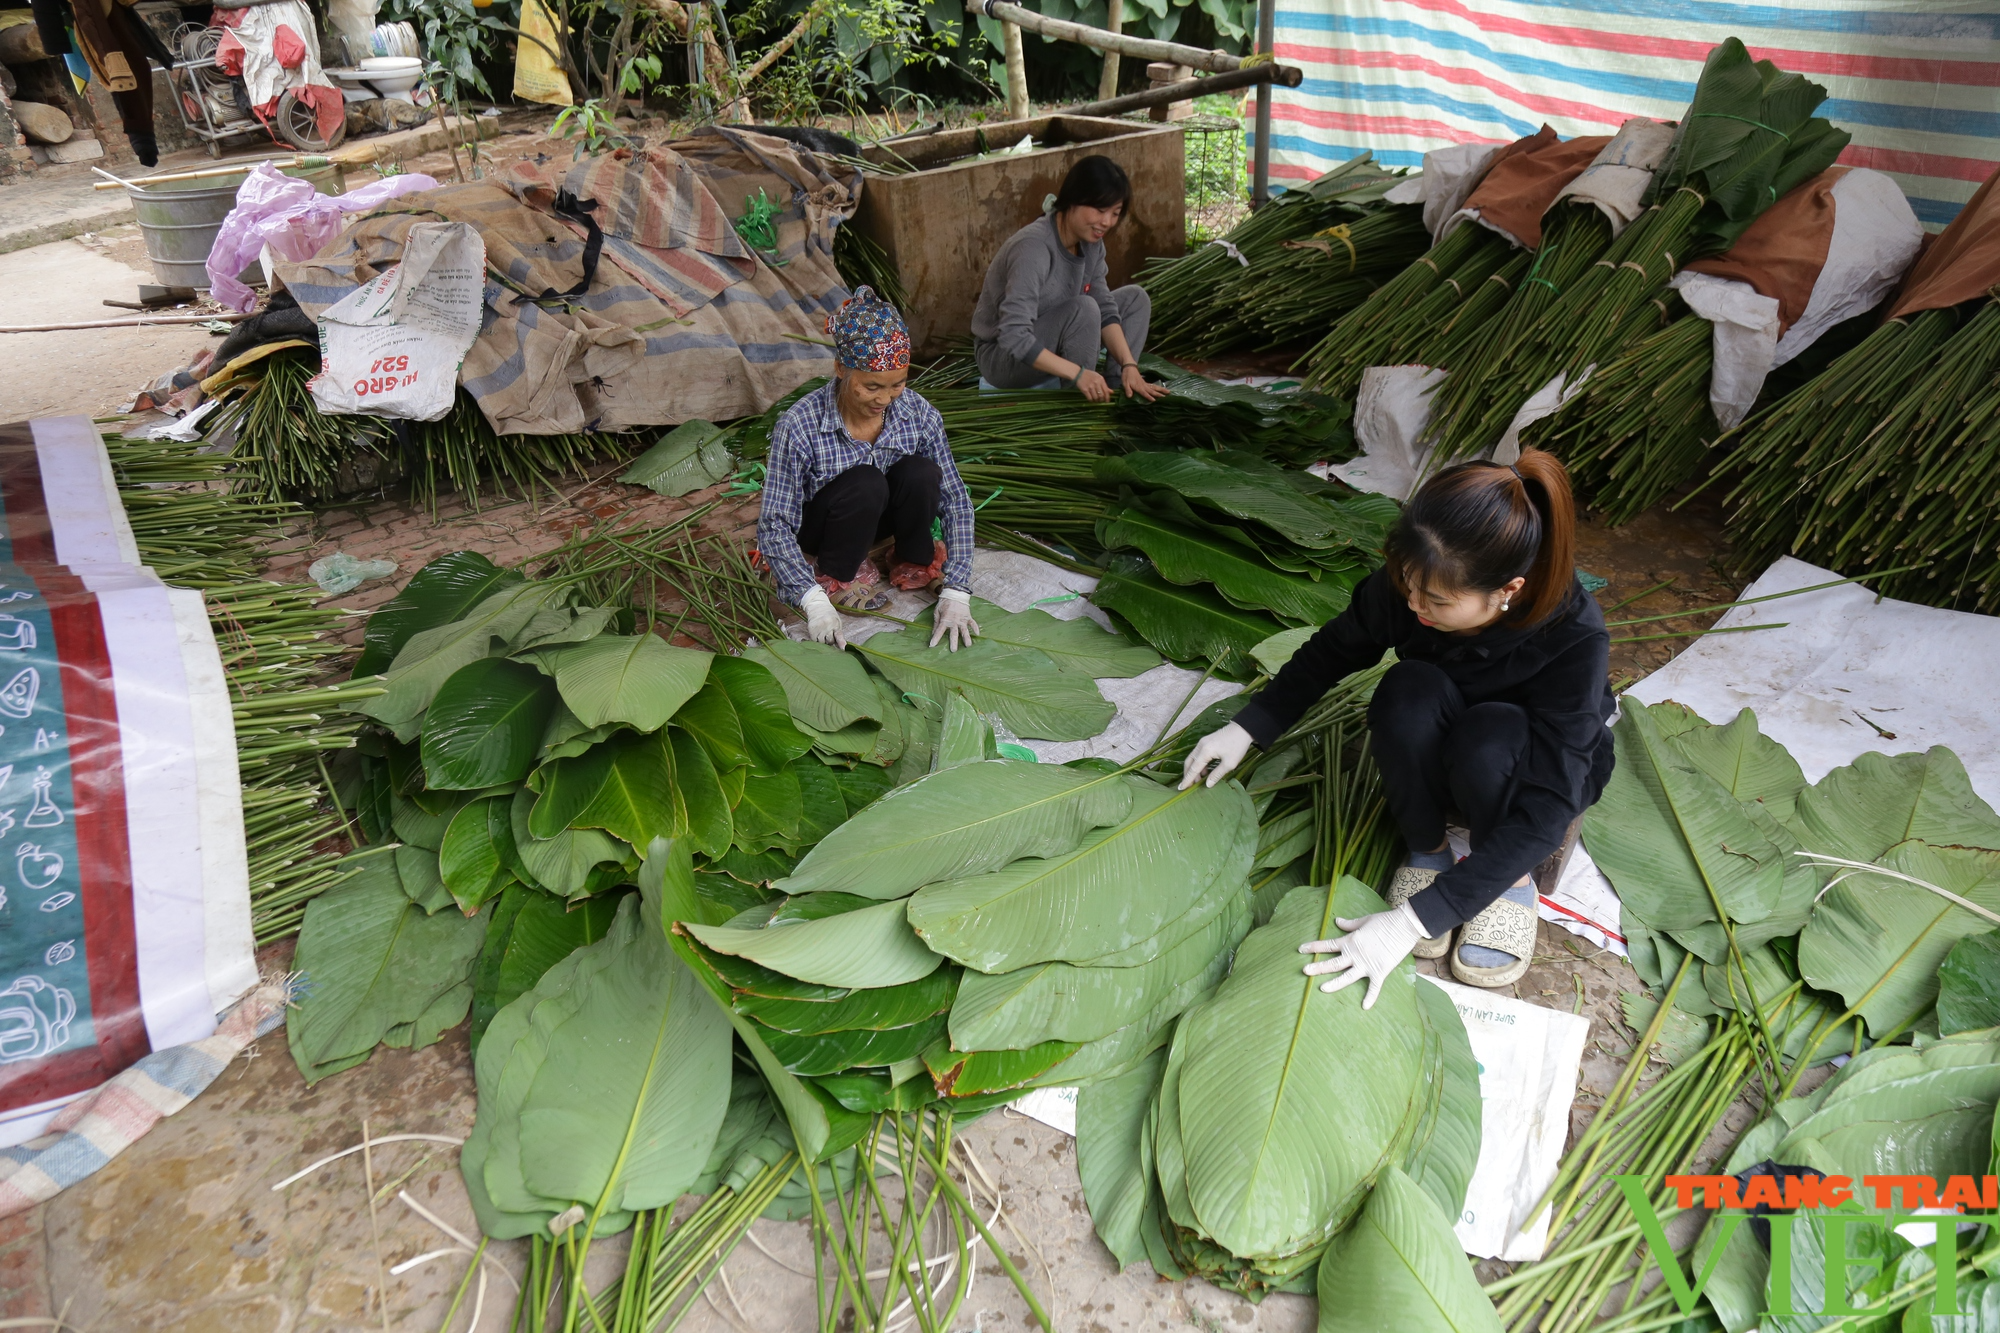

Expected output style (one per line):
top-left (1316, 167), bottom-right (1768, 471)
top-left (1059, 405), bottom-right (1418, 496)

top-left (275, 546), bottom-right (1514, 1330)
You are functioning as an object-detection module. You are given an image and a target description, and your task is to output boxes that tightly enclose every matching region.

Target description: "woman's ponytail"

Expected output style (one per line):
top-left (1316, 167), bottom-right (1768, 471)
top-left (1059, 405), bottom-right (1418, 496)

top-left (1382, 446), bottom-right (1580, 627)
top-left (1511, 448), bottom-right (1576, 626)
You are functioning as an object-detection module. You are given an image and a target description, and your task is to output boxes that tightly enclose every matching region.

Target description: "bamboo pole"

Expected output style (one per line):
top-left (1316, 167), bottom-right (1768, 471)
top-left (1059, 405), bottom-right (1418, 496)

top-left (1002, 17), bottom-right (1031, 120)
top-left (1096, 0), bottom-right (1123, 101)
top-left (966, 0), bottom-right (1243, 74)
top-left (0, 312), bottom-right (249, 333)
top-left (1061, 61), bottom-right (1298, 117)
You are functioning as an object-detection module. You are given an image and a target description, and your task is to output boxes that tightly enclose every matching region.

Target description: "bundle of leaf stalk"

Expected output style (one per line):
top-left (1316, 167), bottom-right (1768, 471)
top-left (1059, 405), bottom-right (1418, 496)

top-left (1301, 39), bottom-right (1850, 471)
top-left (1139, 152), bottom-right (1429, 358)
top-left (201, 348), bottom-right (651, 507)
top-left (101, 431), bottom-right (379, 941)
top-left (1702, 267), bottom-right (2000, 615)
top-left (1487, 698), bottom-right (2000, 1332)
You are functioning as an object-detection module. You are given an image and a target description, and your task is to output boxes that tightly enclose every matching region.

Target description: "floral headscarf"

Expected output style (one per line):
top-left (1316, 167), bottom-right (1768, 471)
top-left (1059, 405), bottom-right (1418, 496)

top-left (826, 285), bottom-right (911, 372)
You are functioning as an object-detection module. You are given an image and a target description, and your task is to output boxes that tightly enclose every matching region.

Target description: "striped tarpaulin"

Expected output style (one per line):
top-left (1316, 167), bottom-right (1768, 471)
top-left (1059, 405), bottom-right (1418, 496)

top-left (1263, 0), bottom-right (2000, 227)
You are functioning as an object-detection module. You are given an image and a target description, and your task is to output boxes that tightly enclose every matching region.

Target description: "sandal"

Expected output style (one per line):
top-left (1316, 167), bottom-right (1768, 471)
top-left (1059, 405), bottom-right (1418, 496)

top-left (1449, 891), bottom-right (1538, 988)
top-left (1385, 866), bottom-right (1451, 960)
top-left (888, 541), bottom-right (949, 592)
top-left (817, 565), bottom-right (888, 612)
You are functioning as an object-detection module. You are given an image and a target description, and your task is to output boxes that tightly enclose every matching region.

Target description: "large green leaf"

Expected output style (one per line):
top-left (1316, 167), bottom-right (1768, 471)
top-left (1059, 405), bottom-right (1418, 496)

top-left (734, 966), bottom-right (959, 1034)
top-left (467, 847), bottom-right (732, 1237)
top-left (685, 897), bottom-right (943, 988)
top-left (619, 419), bottom-right (732, 496)
top-left (540, 634), bottom-right (712, 733)
top-left (677, 656), bottom-right (811, 775)
top-left (732, 767), bottom-right (805, 850)
top-left (1404, 979), bottom-right (1484, 1222)
top-left (470, 886), bottom-right (626, 1051)
top-left (744, 640), bottom-right (881, 733)
top-left (529, 745), bottom-right (616, 839)
top-left (1100, 504), bottom-right (1356, 625)
top-left (759, 1012), bottom-right (949, 1075)
top-left (422, 658), bottom-right (559, 790)
top-left (927, 1039), bottom-right (1078, 1096)
top-left (914, 599), bottom-right (1161, 679)
top-left (440, 795), bottom-right (517, 912)
top-left (948, 890), bottom-right (1250, 1049)
top-left (1099, 451), bottom-right (1374, 550)
top-left (1655, 704), bottom-right (1808, 822)
top-left (910, 780), bottom-right (1253, 973)
top-left (288, 860), bottom-right (489, 1084)
top-left (394, 844), bottom-right (457, 915)
top-left (1938, 932), bottom-right (2000, 1036)
top-left (668, 729), bottom-right (734, 858)
top-left (569, 731), bottom-right (679, 848)
top-left (1798, 840), bottom-right (2000, 1035)
top-left (355, 551), bottom-right (523, 678)
top-left (855, 629), bottom-right (1115, 743)
top-left (933, 692), bottom-right (996, 771)
top-left (778, 760), bottom-right (1133, 899)
top-left (1313, 1167), bottom-right (1503, 1333)
top-left (360, 582), bottom-right (566, 733)
top-left (1077, 1048), bottom-right (1167, 1269)
top-left (509, 604), bottom-right (620, 654)
top-left (1172, 879), bottom-right (1433, 1260)
top-left (1794, 747), bottom-right (2000, 865)
top-left (1092, 568), bottom-right (1283, 675)
top-left (510, 789), bottom-right (630, 897)
top-left (1580, 703), bottom-right (1788, 956)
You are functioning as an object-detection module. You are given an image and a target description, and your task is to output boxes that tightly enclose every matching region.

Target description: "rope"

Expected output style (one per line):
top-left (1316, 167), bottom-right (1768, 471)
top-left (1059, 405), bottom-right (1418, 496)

top-left (1691, 112), bottom-right (1790, 139)
top-left (1315, 223), bottom-right (1358, 273)
top-left (1206, 238), bottom-right (1250, 267)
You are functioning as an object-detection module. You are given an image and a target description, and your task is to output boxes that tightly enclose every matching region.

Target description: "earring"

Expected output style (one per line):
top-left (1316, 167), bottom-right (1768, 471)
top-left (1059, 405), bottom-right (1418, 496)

top-left (1501, 599), bottom-right (1510, 611)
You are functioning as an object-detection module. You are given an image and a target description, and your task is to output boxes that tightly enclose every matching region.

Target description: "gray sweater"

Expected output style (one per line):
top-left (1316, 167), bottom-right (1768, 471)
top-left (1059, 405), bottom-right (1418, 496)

top-left (971, 215), bottom-right (1121, 364)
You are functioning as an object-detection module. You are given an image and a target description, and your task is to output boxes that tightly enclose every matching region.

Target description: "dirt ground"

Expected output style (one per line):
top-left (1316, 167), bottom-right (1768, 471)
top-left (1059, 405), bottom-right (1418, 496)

top-left (0, 445), bottom-right (1742, 1331)
top-left (0, 199), bottom-right (1759, 1328)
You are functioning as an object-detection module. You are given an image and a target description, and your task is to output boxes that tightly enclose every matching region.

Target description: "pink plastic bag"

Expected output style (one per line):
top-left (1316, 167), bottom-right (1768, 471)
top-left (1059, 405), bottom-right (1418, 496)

top-left (205, 164), bottom-right (440, 312)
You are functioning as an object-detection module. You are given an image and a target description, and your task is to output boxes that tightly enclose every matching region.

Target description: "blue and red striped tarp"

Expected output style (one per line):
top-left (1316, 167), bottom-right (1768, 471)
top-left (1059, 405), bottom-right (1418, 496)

top-left (1263, 0), bottom-right (2000, 227)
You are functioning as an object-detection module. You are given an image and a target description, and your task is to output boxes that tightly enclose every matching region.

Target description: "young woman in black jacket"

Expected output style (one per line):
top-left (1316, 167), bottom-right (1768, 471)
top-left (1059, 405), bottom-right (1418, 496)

top-left (1181, 449), bottom-right (1613, 1000)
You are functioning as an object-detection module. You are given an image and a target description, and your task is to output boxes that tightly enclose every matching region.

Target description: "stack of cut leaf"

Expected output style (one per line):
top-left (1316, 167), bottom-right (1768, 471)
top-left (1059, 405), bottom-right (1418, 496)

top-left (202, 349), bottom-right (649, 507)
top-left (1489, 699), bottom-right (2000, 1332)
top-left (1077, 668), bottom-right (1493, 1324)
top-left (673, 703), bottom-right (1260, 1128)
top-left (1435, 39), bottom-right (1849, 458)
top-left (1090, 450), bottom-right (1399, 675)
top-left (1708, 166), bottom-right (2000, 614)
top-left (1141, 153), bottom-right (1425, 358)
top-left (104, 432), bottom-right (380, 940)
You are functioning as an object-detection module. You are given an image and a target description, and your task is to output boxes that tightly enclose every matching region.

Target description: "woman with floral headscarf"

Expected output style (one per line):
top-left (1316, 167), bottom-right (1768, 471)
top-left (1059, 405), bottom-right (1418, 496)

top-left (756, 286), bottom-right (980, 652)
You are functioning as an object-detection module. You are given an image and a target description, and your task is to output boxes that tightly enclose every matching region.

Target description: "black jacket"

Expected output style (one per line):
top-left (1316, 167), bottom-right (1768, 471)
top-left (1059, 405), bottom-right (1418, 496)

top-left (1233, 570), bottom-right (1615, 934)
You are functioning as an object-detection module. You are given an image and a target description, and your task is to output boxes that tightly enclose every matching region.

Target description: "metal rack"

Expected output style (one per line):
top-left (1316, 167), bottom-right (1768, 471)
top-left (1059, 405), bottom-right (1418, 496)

top-left (163, 21), bottom-right (344, 157)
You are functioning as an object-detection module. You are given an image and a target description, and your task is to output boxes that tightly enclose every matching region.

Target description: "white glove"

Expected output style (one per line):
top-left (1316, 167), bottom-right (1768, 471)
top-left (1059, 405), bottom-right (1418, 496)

top-left (1179, 721), bottom-right (1253, 790)
top-left (800, 586), bottom-right (846, 650)
top-left (1300, 903), bottom-right (1429, 1010)
top-left (930, 588), bottom-right (980, 652)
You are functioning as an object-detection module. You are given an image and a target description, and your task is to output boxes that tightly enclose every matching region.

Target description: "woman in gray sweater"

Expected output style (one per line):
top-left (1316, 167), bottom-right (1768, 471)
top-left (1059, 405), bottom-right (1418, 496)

top-left (970, 156), bottom-right (1169, 403)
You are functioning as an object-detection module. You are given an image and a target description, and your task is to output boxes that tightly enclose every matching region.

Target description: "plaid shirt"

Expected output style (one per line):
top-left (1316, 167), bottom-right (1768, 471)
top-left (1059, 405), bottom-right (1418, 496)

top-left (757, 381), bottom-right (975, 605)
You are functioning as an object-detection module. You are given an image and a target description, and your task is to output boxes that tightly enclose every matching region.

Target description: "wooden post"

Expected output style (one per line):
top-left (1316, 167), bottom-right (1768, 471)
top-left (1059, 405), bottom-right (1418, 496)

top-left (1096, 0), bottom-right (1123, 102)
top-left (1251, 0), bottom-right (1274, 206)
top-left (1002, 18), bottom-right (1031, 121)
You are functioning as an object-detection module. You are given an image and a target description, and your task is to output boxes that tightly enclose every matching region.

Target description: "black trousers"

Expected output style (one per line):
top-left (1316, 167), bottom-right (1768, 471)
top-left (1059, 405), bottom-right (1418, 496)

top-left (798, 457), bottom-right (940, 582)
top-left (1367, 660), bottom-right (1530, 860)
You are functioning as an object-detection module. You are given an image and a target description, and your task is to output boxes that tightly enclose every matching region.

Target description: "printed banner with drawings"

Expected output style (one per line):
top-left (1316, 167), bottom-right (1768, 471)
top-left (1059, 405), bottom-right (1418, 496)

top-left (0, 419), bottom-right (256, 1148)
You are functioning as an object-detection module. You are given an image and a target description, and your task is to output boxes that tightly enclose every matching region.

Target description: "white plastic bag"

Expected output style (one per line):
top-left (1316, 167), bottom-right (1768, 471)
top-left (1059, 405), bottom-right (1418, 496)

top-left (309, 221), bottom-right (486, 422)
